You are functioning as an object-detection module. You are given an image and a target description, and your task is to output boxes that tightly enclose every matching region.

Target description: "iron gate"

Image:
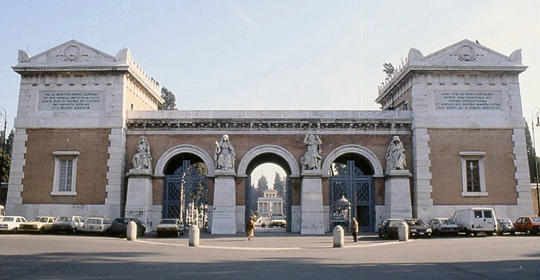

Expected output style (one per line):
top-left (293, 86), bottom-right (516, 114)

top-left (329, 160), bottom-right (375, 232)
top-left (163, 160), bottom-right (208, 231)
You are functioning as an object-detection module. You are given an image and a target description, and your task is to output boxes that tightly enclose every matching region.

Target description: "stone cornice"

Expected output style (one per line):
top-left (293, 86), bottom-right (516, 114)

top-left (126, 117), bottom-right (412, 131)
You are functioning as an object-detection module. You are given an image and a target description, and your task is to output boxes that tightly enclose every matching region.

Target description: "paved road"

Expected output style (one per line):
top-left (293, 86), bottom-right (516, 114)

top-left (0, 233), bottom-right (539, 279)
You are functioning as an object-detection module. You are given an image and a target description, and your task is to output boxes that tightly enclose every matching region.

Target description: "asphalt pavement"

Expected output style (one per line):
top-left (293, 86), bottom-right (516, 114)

top-left (0, 232), bottom-right (539, 280)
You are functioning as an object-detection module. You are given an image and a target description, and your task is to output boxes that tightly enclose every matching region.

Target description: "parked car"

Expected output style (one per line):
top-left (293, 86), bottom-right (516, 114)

top-left (378, 219), bottom-right (404, 239)
top-left (19, 216), bottom-right (56, 233)
top-left (428, 218), bottom-right (459, 235)
top-left (256, 216), bottom-right (271, 228)
top-left (108, 218), bottom-right (146, 237)
top-left (83, 217), bottom-right (112, 234)
top-left (156, 218), bottom-right (184, 237)
top-left (453, 208), bottom-right (497, 236)
top-left (51, 216), bottom-right (85, 234)
top-left (0, 216), bottom-right (28, 233)
top-left (270, 214), bottom-right (286, 228)
top-left (405, 219), bottom-right (432, 238)
top-left (496, 218), bottom-right (515, 235)
top-left (513, 216), bottom-right (540, 235)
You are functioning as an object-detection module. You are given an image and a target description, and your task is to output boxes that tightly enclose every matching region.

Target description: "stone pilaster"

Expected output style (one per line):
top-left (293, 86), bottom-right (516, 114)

top-left (5, 128), bottom-right (27, 215)
top-left (300, 170), bottom-right (325, 235)
top-left (211, 170), bottom-right (237, 234)
top-left (125, 169), bottom-right (153, 232)
top-left (385, 169), bottom-right (413, 219)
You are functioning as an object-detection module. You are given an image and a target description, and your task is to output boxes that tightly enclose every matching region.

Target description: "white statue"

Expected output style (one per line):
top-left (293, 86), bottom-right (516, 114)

top-left (215, 134), bottom-right (236, 170)
top-left (132, 136), bottom-right (152, 171)
top-left (301, 134), bottom-right (322, 170)
top-left (386, 136), bottom-right (406, 171)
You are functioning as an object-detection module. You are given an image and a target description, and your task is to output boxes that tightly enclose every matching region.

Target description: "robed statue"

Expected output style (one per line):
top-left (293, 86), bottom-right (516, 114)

top-left (132, 136), bottom-right (152, 171)
top-left (301, 134), bottom-right (322, 170)
top-left (386, 136), bottom-right (406, 171)
top-left (215, 134), bottom-right (236, 170)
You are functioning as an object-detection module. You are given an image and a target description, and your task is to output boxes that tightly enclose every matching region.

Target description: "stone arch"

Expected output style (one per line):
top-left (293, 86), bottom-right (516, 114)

top-left (237, 144), bottom-right (300, 177)
top-left (322, 144), bottom-right (384, 177)
top-left (154, 144), bottom-right (215, 177)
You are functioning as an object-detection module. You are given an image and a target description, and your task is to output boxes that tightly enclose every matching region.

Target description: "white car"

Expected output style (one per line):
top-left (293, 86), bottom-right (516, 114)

top-left (428, 218), bottom-right (459, 235)
top-left (83, 217), bottom-right (112, 234)
top-left (51, 216), bottom-right (85, 234)
top-left (0, 216), bottom-right (28, 233)
top-left (156, 218), bottom-right (184, 237)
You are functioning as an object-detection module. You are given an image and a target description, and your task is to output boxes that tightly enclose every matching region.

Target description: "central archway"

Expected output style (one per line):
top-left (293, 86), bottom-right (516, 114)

top-left (238, 145), bottom-right (300, 233)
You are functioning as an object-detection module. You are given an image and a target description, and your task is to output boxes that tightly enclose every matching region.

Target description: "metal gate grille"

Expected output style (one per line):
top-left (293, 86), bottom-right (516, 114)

top-left (329, 160), bottom-right (374, 231)
top-left (163, 160), bottom-right (208, 231)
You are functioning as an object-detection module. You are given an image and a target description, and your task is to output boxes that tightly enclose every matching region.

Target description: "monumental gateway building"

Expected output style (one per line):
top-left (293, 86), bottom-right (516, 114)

top-left (6, 39), bottom-right (536, 234)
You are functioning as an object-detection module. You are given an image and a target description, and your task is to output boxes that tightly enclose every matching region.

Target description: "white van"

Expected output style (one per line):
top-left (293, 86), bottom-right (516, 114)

top-left (452, 208), bottom-right (497, 235)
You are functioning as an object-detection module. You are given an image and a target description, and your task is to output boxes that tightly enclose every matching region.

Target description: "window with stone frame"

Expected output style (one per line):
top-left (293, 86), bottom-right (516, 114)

top-left (459, 151), bottom-right (487, 196)
top-left (51, 151), bottom-right (79, 196)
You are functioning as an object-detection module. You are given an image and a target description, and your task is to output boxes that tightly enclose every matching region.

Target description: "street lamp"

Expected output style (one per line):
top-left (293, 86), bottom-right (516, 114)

top-left (531, 107), bottom-right (540, 216)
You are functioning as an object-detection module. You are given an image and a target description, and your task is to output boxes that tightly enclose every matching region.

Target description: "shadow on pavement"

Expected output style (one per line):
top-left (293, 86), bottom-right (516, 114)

top-left (0, 251), bottom-right (539, 280)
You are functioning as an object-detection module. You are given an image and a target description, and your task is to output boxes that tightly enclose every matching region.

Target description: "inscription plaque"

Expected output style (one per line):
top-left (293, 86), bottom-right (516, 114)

top-left (38, 92), bottom-right (103, 111)
top-left (435, 92), bottom-right (501, 110)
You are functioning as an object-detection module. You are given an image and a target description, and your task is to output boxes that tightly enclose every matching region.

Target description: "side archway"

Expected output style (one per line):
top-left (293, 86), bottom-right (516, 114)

top-left (154, 144), bottom-right (215, 177)
top-left (237, 144), bottom-right (300, 177)
top-left (322, 144), bottom-right (384, 177)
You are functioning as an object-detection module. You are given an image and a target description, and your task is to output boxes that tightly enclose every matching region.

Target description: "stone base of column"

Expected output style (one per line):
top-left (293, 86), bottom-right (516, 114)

top-left (211, 170), bottom-right (237, 234)
top-left (385, 170), bottom-right (413, 219)
top-left (301, 170), bottom-right (325, 235)
top-left (125, 169), bottom-right (153, 231)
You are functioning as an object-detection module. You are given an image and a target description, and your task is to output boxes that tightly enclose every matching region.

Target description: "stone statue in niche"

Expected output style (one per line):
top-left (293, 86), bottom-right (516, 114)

top-left (215, 134), bottom-right (236, 170)
top-left (301, 134), bottom-right (322, 170)
top-left (132, 136), bottom-right (152, 171)
top-left (386, 136), bottom-right (406, 171)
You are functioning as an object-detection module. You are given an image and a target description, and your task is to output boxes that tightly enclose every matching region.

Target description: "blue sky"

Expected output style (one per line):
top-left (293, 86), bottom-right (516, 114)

top-left (1, 0), bottom-right (540, 133)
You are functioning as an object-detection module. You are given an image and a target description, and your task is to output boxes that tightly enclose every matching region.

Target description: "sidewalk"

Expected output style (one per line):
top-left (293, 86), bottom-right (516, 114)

top-left (138, 232), bottom-right (403, 250)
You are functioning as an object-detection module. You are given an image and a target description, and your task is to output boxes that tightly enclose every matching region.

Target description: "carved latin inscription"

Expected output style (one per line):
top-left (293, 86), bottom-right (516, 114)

top-left (435, 92), bottom-right (501, 111)
top-left (38, 92), bottom-right (103, 111)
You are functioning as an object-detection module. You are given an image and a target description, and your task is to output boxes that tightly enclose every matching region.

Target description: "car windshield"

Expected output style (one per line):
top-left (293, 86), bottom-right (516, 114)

top-left (56, 216), bottom-right (72, 222)
top-left (113, 218), bottom-right (126, 224)
top-left (35, 217), bottom-right (50, 222)
top-left (532, 217), bottom-right (540, 223)
top-left (2, 217), bottom-right (14, 222)
top-left (161, 219), bottom-right (177, 224)
top-left (86, 219), bottom-right (101, 225)
top-left (272, 215), bottom-right (284, 219)
top-left (443, 219), bottom-right (456, 225)
top-left (406, 219), bottom-right (424, 226)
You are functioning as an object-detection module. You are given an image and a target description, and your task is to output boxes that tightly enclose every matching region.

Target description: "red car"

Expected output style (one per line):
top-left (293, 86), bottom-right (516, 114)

top-left (513, 217), bottom-right (540, 235)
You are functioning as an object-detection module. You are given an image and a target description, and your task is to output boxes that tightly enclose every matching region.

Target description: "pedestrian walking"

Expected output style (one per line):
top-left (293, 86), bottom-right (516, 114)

top-left (246, 217), bottom-right (255, 240)
top-left (351, 218), bottom-right (359, 242)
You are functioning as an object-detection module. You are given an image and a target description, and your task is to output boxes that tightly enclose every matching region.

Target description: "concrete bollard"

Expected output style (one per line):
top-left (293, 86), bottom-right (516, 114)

top-left (189, 225), bottom-right (200, 247)
top-left (398, 220), bottom-right (409, 241)
top-left (127, 221), bottom-right (137, 241)
top-left (333, 225), bottom-right (344, 248)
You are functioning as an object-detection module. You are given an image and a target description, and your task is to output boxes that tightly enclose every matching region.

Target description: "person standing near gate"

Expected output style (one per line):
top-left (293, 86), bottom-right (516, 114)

top-left (351, 218), bottom-right (359, 242)
top-left (246, 217), bottom-right (255, 241)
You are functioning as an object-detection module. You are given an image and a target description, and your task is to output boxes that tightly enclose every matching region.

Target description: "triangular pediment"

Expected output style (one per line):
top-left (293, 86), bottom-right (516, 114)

top-left (409, 39), bottom-right (523, 67)
top-left (18, 40), bottom-right (117, 65)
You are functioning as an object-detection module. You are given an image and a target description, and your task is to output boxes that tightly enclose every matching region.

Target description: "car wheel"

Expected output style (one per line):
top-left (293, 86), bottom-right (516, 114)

top-left (39, 227), bottom-right (46, 234)
top-left (526, 229), bottom-right (531, 235)
top-left (72, 228), bottom-right (77, 235)
top-left (510, 231), bottom-right (515, 235)
top-left (12, 228), bottom-right (17, 234)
